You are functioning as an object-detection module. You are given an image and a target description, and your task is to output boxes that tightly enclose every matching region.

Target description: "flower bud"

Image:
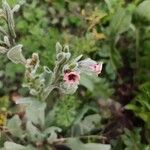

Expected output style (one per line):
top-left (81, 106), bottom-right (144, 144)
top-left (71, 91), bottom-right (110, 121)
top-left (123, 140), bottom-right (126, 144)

top-left (78, 58), bottom-right (103, 75)
top-left (56, 42), bottom-right (62, 54)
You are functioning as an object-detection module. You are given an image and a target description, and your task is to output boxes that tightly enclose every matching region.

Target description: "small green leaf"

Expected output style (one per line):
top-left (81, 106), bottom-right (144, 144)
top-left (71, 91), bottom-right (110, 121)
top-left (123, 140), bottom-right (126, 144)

top-left (72, 114), bottom-right (101, 135)
top-left (3, 142), bottom-right (25, 150)
top-left (65, 138), bottom-right (111, 150)
top-left (135, 0), bottom-right (150, 24)
top-left (7, 44), bottom-right (26, 64)
top-left (109, 8), bottom-right (132, 36)
top-left (7, 115), bottom-right (23, 138)
top-left (44, 127), bottom-right (62, 144)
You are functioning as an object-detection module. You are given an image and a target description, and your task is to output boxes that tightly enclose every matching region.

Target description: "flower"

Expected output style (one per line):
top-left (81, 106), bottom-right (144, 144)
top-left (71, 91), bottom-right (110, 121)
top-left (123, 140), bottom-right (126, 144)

top-left (64, 71), bottom-right (80, 85)
top-left (89, 63), bottom-right (103, 75)
top-left (78, 58), bottom-right (103, 75)
top-left (60, 71), bottom-right (80, 94)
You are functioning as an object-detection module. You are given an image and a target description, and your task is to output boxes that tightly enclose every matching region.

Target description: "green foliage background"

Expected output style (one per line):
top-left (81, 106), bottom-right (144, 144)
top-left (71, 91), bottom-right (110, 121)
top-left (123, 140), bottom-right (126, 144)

top-left (0, 0), bottom-right (150, 149)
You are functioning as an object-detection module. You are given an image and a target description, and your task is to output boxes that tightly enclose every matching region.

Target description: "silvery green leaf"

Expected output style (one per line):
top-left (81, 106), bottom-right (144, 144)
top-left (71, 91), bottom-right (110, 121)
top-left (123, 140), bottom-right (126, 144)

top-left (64, 52), bottom-right (71, 61)
top-left (85, 143), bottom-right (111, 150)
top-left (3, 142), bottom-right (26, 150)
top-left (4, 36), bottom-right (10, 47)
top-left (63, 45), bottom-right (69, 52)
top-left (12, 4), bottom-right (20, 13)
top-left (26, 101), bottom-right (46, 128)
top-left (56, 52), bottom-right (71, 62)
top-left (80, 73), bottom-right (96, 91)
top-left (56, 52), bottom-right (65, 60)
top-left (44, 127), bottom-right (62, 144)
top-left (7, 115), bottom-right (24, 138)
top-left (18, 0), bottom-right (26, 5)
top-left (56, 42), bottom-right (62, 54)
top-left (2, 0), bottom-right (16, 38)
top-left (2, 142), bottom-right (36, 150)
top-left (45, 105), bottom-right (58, 126)
top-left (15, 97), bottom-right (36, 104)
top-left (65, 138), bottom-right (111, 150)
top-left (74, 54), bottom-right (83, 62)
top-left (60, 82), bottom-right (78, 94)
top-left (0, 9), bottom-right (6, 19)
top-left (80, 73), bottom-right (113, 98)
top-left (0, 46), bottom-right (8, 54)
top-left (0, 26), bottom-right (7, 35)
top-left (30, 89), bottom-right (39, 96)
top-left (71, 105), bottom-right (98, 136)
top-left (7, 44), bottom-right (26, 64)
top-left (42, 85), bottom-right (55, 101)
top-left (72, 114), bottom-right (101, 135)
top-left (40, 66), bottom-right (52, 87)
top-left (26, 121), bottom-right (44, 142)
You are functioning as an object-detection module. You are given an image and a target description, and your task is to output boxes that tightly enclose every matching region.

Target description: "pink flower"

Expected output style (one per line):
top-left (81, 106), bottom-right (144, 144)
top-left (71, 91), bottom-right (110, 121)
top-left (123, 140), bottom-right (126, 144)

top-left (89, 63), bottom-right (103, 75)
top-left (78, 58), bottom-right (103, 75)
top-left (64, 71), bottom-right (80, 85)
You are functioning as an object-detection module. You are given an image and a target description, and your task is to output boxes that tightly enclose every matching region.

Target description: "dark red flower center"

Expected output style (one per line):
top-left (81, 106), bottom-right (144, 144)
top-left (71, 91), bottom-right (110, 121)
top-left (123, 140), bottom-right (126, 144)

top-left (68, 74), bottom-right (77, 81)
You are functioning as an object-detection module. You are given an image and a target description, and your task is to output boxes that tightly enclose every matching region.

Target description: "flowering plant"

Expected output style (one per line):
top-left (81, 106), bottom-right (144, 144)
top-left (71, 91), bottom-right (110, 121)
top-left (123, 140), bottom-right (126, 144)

top-left (0, 0), bottom-right (110, 150)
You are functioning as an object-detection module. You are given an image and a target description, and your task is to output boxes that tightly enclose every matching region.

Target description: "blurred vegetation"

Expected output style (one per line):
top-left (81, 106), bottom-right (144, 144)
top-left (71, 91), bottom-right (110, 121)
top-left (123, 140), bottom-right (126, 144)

top-left (0, 0), bottom-right (150, 149)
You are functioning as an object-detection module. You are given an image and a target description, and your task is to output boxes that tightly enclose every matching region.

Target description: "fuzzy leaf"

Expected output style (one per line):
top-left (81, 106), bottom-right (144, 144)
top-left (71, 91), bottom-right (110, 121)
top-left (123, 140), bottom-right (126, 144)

top-left (135, 0), bottom-right (150, 24)
top-left (7, 44), bottom-right (26, 64)
top-left (26, 101), bottom-right (46, 128)
top-left (2, 142), bottom-right (36, 150)
top-left (3, 142), bottom-right (25, 150)
top-left (72, 114), bottom-right (101, 136)
top-left (7, 115), bottom-right (23, 138)
top-left (26, 121), bottom-right (44, 142)
top-left (44, 127), bottom-right (62, 144)
top-left (65, 138), bottom-right (111, 150)
top-left (0, 46), bottom-right (8, 54)
top-left (2, 0), bottom-right (16, 38)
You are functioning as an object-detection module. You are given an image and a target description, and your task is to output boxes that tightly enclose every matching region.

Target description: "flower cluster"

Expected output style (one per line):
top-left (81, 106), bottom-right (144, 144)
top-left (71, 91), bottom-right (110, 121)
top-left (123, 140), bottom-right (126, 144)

top-left (62, 58), bottom-right (103, 94)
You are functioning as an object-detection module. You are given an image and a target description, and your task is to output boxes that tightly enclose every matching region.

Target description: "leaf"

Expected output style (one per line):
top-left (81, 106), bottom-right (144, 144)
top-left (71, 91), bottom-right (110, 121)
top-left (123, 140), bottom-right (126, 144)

top-left (0, 26), bottom-right (7, 35)
top-left (72, 114), bottom-right (101, 136)
top-left (80, 74), bottom-right (95, 91)
top-left (121, 128), bottom-right (144, 150)
top-left (7, 44), bottom-right (26, 64)
top-left (105, 60), bottom-right (116, 79)
top-left (80, 73), bottom-right (113, 98)
top-left (15, 97), bottom-right (36, 104)
top-left (0, 8), bottom-right (6, 19)
top-left (7, 115), bottom-right (23, 138)
top-left (2, 0), bottom-right (16, 38)
top-left (135, 0), bottom-right (150, 24)
top-left (65, 138), bottom-right (111, 150)
top-left (45, 105), bottom-right (58, 127)
top-left (125, 104), bottom-right (139, 112)
top-left (5, 62), bottom-right (24, 78)
top-left (2, 142), bottom-right (36, 150)
top-left (109, 8), bottom-right (132, 36)
top-left (56, 42), bottom-right (62, 54)
top-left (44, 127), bottom-right (62, 144)
top-left (0, 46), bottom-right (8, 54)
top-left (26, 121), bottom-right (44, 142)
top-left (3, 142), bottom-right (25, 150)
top-left (26, 101), bottom-right (46, 128)
top-left (71, 105), bottom-right (99, 136)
